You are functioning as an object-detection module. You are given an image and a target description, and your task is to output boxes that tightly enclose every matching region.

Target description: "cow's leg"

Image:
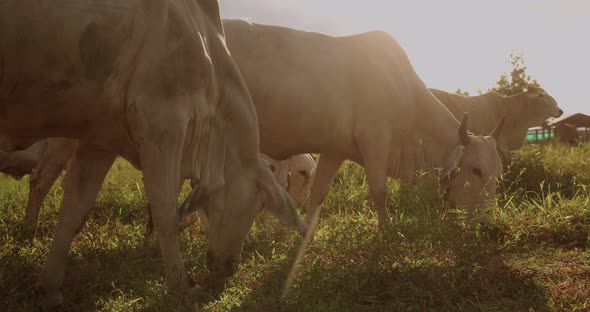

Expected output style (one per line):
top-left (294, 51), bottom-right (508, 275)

top-left (144, 178), bottom-right (185, 236)
top-left (285, 154), bottom-right (342, 292)
top-left (146, 179), bottom-right (208, 236)
top-left (139, 127), bottom-right (194, 293)
top-left (304, 153), bottom-right (344, 225)
top-left (37, 143), bottom-right (115, 309)
top-left (361, 150), bottom-right (390, 226)
top-left (23, 140), bottom-right (77, 235)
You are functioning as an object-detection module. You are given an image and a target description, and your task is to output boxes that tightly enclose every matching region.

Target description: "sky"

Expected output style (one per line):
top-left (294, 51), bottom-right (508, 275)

top-left (219, 0), bottom-right (590, 115)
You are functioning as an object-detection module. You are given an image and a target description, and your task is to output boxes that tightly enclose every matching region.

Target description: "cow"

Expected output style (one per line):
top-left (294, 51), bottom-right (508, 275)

top-left (262, 153), bottom-right (316, 208)
top-left (222, 20), bottom-right (505, 226)
top-left (9, 87), bottom-right (563, 230)
top-left (554, 123), bottom-right (579, 145)
top-left (0, 2), bottom-right (306, 309)
top-left (284, 154), bottom-right (316, 209)
top-left (178, 153), bottom-right (316, 233)
top-left (429, 87), bottom-right (563, 164)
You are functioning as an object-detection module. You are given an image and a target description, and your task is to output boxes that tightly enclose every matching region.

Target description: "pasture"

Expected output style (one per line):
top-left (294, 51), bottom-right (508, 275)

top-left (1, 143), bottom-right (589, 311)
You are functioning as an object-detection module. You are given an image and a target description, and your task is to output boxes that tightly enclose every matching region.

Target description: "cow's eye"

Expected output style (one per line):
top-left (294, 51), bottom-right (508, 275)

top-left (297, 170), bottom-right (309, 178)
top-left (472, 168), bottom-right (482, 178)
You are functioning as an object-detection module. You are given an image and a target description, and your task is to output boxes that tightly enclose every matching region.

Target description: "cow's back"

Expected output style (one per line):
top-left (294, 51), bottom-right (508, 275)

top-left (223, 20), bottom-right (423, 159)
top-left (0, 1), bottom-right (236, 159)
top-left (429, 89), bottom-right (504, 136)
top-left (0, 1), bottom-right (142, 128)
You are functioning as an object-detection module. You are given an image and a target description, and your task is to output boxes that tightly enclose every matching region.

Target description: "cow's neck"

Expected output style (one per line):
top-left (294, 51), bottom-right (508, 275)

top-left (390, 92), bottom-right (461, 183)
top-left (480, 92), bottom-right (506, 125)
top-left (498, 93), bottom-right (536, 150)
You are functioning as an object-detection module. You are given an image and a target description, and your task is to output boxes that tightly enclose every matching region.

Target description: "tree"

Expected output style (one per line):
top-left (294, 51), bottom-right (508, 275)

top-left (491, 51), bottom-right (540, 96)
top-left (455, 88), bottom-right (470, 96)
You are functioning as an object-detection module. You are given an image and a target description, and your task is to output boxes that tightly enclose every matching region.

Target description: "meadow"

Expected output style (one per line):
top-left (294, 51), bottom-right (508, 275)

top-left (1, 143), bottom-right (589, 311)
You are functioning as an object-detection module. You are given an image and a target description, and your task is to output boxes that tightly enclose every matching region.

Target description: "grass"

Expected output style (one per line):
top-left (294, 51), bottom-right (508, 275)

top-left (1, 142), bottom-right (589, 311)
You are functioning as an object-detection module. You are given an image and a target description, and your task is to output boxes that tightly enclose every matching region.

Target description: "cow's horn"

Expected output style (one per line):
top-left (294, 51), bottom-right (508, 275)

top-left (459, 113), bottom-right (470, 146)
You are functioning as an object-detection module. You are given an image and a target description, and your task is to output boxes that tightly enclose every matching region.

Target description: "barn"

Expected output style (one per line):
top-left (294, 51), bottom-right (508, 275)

top-left (526, 113), bottom-right (590, 144)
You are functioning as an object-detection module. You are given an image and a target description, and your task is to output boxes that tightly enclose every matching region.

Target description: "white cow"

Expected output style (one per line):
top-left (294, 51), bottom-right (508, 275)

top-left (182, 153), bottom-right (316, 233)
top-left (0, 2), bottom-right (306, 308)
top-left (262, 153), bottom-right (316, 208)
top-left (223, 20), bottom-right (505, 225)
top-left (430, 87), bottom-right (563, 164)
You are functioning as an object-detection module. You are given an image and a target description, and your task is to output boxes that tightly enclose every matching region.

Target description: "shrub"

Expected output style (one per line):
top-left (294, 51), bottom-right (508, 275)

top-left (499, 142), bottom-right (590, 199)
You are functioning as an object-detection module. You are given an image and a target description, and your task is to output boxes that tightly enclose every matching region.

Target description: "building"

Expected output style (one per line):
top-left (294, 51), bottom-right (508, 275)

top-left (526, 113), bottom-right (590, 144)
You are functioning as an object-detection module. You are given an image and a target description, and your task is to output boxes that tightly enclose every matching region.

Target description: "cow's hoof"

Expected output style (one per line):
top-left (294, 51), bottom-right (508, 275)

top-left (19, 224), bottom-right (37, 240)
top-left (41, 303), bottom-right (65, 312)
top-left (186, 283), bottom-right (203, 295)
top-left (168, 275), bottom-right (198, 295)
top-left (40, 290), bottom-right (63, 311)
top-left (182, 283), bottom-right (214, 302)
top-left (35, 281), bottom-right (63, 311)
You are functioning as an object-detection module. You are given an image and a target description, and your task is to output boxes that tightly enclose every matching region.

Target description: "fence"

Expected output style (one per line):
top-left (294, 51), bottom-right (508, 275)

top-left (526, 126), bottom-right (590, 144)
top-left (526, 127), bottom-right (554, 144)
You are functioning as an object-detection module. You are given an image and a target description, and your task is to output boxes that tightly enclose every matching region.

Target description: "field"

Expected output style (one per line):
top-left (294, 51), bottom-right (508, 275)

top-left (1, 143), bottom-right (589, 311)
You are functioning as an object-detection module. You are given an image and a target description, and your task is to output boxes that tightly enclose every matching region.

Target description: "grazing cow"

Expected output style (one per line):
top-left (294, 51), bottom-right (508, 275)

top-left (285, 154), bottom-right (316, 208)
top-left (554, 123), bottom-right (579, 145)
top-left (429, 87), bottom-right (563, 164)
top-left (179, 153), bottom-right (316, 233)
top-left (0, 2), bottom-right (306, 308)
top-left (261, 154), bottom-right (290, 190)
top-left (222, 20), bottom-right (505, 225)
top-left (261, 153), bottom-right (316, 208)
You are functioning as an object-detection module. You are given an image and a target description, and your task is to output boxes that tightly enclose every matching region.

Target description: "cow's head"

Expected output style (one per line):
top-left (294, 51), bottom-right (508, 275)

top-left (173, 3), bottom-right (307, 290)
top-left (261, 154), bottom-right (290, 190)
top-left (259, 154), bottom-right (314, 208)
top-left (286, 155), bottom-right (315, 208)
top-left (204, 157), bottom-right (307, 290)
top-left (440, 114), bottom-right (504, 215)
top-left (521, 86), bottom-right (563, 124)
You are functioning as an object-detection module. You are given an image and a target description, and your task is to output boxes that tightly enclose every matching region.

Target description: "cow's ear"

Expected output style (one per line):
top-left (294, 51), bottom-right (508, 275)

top-left (439, 174), bottom-right (451, 194)
top-left (257, 160), bottom-right (308, 235)
top-left (177, 185), bottom-right (210, 230)
top-left (440, 144), bottom-right (464, 186)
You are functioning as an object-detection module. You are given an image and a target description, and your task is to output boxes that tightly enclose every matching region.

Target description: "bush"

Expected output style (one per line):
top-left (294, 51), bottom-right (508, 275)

top-left (500, 142), bottom-right (590, 199)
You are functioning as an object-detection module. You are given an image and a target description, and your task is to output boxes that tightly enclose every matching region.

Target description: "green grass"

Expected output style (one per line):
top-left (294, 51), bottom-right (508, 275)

top-left (1, 143), bottom-right (589, 311)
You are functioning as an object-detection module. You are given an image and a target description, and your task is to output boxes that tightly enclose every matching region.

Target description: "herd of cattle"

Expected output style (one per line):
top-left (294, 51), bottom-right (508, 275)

top-left (0, 1), bottom-right (563, 309)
